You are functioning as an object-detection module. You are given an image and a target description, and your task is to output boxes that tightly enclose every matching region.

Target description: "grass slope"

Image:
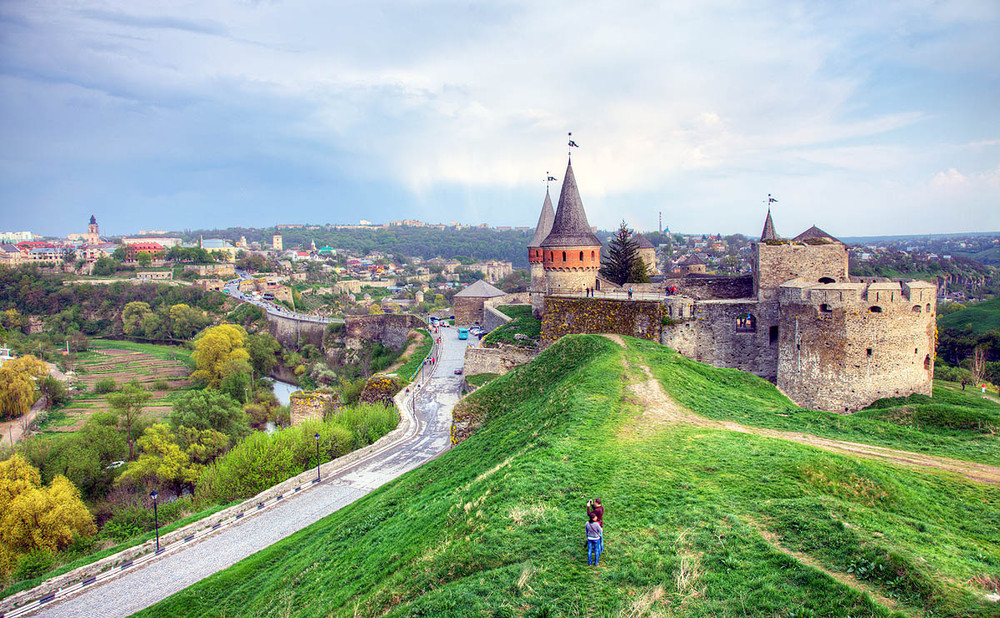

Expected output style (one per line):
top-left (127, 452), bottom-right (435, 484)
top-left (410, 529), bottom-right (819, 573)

top-left (938, 297), bottom-right (1000, 335)
top-left (141, 335), bottom-right (999, 617)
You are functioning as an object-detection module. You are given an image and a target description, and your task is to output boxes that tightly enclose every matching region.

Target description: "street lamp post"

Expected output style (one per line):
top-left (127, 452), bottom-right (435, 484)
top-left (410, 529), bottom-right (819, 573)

top-left (314, 432), bottom-right (321, 482)
top-left (150, 490), bottom-right (160, 553)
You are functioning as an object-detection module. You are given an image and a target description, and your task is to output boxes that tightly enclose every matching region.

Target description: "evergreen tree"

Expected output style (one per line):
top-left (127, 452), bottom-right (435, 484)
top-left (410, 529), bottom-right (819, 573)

top-left (600, 221), bottom-right (643, 286)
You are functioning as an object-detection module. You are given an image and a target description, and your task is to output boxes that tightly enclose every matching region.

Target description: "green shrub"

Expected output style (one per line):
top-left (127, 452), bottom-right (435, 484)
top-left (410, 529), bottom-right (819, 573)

top-left (93, 378), bottom-right (117, 394)
top-left (196, 403), bottom-right (397, 504)
top-left (152, 379), bottom-right (170, 391)
top-left (12, 550), bottom-right (55, 581)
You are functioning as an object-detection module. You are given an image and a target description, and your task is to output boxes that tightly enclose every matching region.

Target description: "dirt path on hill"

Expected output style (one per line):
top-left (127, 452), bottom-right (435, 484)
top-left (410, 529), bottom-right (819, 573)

top-left (626, 364), bottom-right (1000, 485)
top-left (385, 330), bottom-right (429, 374)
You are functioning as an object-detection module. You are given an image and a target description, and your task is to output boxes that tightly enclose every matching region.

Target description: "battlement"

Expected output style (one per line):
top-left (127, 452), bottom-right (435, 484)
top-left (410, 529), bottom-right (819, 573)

top-left (778, 278), bottom-right (936, 312)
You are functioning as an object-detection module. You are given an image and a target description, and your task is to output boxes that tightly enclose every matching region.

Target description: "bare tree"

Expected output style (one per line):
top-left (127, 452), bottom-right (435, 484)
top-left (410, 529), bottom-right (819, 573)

top-left (970, 346), bottom-right (986, 386)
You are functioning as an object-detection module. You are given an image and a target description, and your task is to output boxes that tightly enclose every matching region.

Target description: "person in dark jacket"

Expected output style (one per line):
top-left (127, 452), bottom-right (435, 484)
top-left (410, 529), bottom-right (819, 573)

top-left (587, 498), bottom-right (604, 553)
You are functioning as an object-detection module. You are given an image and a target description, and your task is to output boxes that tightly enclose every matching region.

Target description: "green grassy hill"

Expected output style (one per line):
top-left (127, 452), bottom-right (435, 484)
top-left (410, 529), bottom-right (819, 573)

top-left (939, 297), bottom-right (1000, 335)
top-left (140, 336), bottom-right (1000, 617)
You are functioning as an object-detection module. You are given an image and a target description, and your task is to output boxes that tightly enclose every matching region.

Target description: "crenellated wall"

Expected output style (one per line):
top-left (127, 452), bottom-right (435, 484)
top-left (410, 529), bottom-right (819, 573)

top-left (777, 280), bottom-right (936, 411)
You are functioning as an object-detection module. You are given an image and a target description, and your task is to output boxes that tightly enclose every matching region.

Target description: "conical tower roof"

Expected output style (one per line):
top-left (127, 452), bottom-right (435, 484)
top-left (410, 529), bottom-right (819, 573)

top-left (632, 232), bottom-right (655, 249)
top-left (792, 225), bottom-right (840, 244)
top-left (540, 159), bottom-right (601, 248)
top-left (527, 188), bottom-right (555, 248)
top-left (760, 209), bottom-right (778, 241)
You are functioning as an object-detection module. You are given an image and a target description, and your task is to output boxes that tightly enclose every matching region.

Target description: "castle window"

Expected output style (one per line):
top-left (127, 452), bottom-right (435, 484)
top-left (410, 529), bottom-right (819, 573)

top-left (924, 355), bottom-right (930, 370)
top-left (925, 303), bottom-right (931, 312)
top-left (735, 313), bottom-right (756, 333)
top-left (580, 251), bottom-right (584, 261)
top-left (562, 251), bottom-right (566, 261)
top-left (819, 303), bottom-right (832, 314)
top-left (818, 277), bottom-right (835, 284)
top-left (769, 325), bottom-right (779, 345)
top-left (867, 348), bottom-right (873, 357)
top-left (868, 306), bottom-right (882, 313)
top-left (912, 305), bottom-right (921, 313)
top-left (591, 251), bottom-right (595, 260)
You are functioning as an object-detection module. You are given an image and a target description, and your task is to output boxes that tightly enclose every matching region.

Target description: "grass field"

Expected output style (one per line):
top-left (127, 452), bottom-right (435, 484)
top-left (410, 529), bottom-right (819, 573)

top-left (938, 297), bottom-right (1000, 335)
top-left (139, 335), bottom-right (999, 617)
top-left (391, 330), bottom-right (434, 384)
top-left (482, 304), bottom-right (541, 348)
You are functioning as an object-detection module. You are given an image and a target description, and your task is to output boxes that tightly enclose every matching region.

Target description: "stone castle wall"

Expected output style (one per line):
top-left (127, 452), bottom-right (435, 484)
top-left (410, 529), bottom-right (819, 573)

top-left (267, 313), bottom-right (327, 350)
top-left (776, 280), bottom-right (936, 411)
top-left (663, 275), bottom-right (754, 300)
top-left (453, 296), bottom-right (486, 325)
top-left (345, 314), bottom-right (423, 350)
top-left (754, 242), bottom-right (848, 301)
top-left (545, 268), bottom-right (599, 296)
top-left (464, 346), bottom-right (539, 376)
top-left (541, 297), bottom-right (662, 343)
top-left (482, 305), bottom-right (512, 331)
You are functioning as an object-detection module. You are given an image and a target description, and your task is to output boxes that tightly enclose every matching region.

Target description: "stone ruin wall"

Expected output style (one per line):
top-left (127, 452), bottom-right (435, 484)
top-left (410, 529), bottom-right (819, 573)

top-left (453, 296), bottom-right (486, 325)
top-left (541, 297), bottom-right (662, 343)
top-left (777, 281), bottom-right (936, 412)
top-left (290, 390), bottom-right (338, 426)
top-left (545, 269), bottom-right (598, 296)
top-left (344, 314), bottom-right (423, 351)
top-left (464, 346), bottom-right (539, 376)
top-left (662, 275), bottom-right (754, 300)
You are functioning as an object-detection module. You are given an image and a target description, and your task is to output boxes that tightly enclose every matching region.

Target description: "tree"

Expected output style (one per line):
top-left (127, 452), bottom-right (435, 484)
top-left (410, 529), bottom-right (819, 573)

top-left (600, 221), bottom-right (643, 286)
top-left (39, 375), bottom-right (69, 408)
top-left (92, 257), bottom-right (118, 276)
top-left (122, 301), bottom-right (152, 336)
top-left (191, 324), bottom-right (250, 387)
top-left (0, 454), bottom-right (95, 579)
top-left (169, 303), bottom-right (210, 339)
top-left (0, 355), bottom-right (48, 421)
top-left (246, 333), bottom-right (281, 378)
top-left (136, 251), bottom-right (153, 267)
top-left (970, 346), bottom-right (987, 386)
top-left (117, 424), bottom-right (228, 494)
top-left (170, 390), bottom-right (249, 442)
top-left (34, 417), bottom-right (127, 501)
top-left (106, 380), bottom-right (152, 461)
top-left (112, 246), bottom-right (128, 261)
top-left (219, 359), bottom-right (253, 404)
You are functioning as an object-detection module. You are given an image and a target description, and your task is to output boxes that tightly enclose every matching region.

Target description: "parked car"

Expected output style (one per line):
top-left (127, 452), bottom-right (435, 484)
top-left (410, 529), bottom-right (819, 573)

top-left (454, 368), bottom-right (463, 375)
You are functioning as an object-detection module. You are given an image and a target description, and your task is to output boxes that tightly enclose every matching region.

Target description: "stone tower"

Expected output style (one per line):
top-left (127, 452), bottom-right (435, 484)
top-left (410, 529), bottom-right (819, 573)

top-left (528, 188), bottom-right (555, 316)
top-left (86, 214), bottom-right (99, 244)
top-left (633, 232), bottom-right (658, 275)
top-left (539, 159), bottom-right (602, 296)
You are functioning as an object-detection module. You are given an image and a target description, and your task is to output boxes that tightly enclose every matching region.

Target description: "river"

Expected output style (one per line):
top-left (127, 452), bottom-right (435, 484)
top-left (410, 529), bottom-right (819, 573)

top-left (271, 379), bottom-right (299, 407)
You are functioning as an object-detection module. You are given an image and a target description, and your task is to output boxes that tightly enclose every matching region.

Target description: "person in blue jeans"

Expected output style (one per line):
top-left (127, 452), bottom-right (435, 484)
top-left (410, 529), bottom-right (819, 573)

top-left (585, 514), bottom-right (603, 566)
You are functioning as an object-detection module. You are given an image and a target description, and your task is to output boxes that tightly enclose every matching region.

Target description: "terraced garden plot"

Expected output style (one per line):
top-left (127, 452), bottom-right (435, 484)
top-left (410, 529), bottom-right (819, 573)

top-left (44, 343), bottom-right (194, 433)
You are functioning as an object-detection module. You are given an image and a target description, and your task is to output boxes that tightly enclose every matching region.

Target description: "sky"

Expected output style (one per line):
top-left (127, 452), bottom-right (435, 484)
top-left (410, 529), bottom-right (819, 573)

top-left (1, 1), bottom-right (998, 239)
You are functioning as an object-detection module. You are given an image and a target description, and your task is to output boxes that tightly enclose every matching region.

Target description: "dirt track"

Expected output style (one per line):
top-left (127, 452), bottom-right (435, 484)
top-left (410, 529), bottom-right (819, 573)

top-left (627, 364), bottom-right (1000, 485)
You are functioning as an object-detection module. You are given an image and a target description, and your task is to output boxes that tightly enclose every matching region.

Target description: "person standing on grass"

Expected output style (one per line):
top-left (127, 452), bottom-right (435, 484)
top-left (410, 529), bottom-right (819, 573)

top-left (585, 514), bottom-right (603, 566)
top-left (588, 498), bottom-right (604, 552)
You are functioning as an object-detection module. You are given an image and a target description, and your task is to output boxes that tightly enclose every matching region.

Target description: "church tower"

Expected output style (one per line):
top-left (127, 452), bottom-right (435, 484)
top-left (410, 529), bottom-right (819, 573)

top-left (86, 214), bottom-right (99, 244)
top-left (539, 158), bottom-right (602, 298)
top-left (528, 187), bottom-right (555, 316)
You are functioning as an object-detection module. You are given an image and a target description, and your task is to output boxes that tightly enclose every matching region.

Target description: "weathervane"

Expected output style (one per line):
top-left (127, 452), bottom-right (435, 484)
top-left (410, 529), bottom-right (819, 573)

top-left (545, 172), bottom-right (557, 188)
top-left (765, 194), bottom-right (778, 209)
top-left (568, 132), bottom-right (579, 157)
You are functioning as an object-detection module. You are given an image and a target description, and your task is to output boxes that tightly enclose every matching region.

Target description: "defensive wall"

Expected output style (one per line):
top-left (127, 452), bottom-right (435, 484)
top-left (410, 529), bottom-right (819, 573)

top-left (464, 346), bottom-right (540, 376)
top-left (662, 274), bottom-right (754, 300)
top-left (267, 312), bottom-right (327, 350)
top-left (345, 314), bottom-right (424, 351)
top-left (541, 296), bottom-right (662, 343)
top-left (776, 279), bottom-right (936, 411)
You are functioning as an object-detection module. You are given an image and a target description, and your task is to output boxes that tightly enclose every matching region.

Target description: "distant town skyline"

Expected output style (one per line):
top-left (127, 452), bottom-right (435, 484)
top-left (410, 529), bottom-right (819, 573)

top-left (2, 1), bottom-right (998, 238)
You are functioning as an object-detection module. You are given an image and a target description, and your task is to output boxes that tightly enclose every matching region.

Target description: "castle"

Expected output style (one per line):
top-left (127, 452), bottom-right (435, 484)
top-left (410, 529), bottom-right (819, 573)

top-left (527, 158), bottom-right (937, 412)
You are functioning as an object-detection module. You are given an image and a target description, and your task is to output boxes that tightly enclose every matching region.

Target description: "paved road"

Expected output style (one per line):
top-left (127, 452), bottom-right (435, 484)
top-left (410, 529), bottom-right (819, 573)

top-left (35, 330), bottom-right (472, 618)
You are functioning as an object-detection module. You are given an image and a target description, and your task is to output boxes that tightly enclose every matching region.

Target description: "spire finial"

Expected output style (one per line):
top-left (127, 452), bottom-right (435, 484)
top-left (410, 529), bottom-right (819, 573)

top-left (545, 171), bottom-right (557, 189)
top-left (568, 132), bottom-right (579, 158)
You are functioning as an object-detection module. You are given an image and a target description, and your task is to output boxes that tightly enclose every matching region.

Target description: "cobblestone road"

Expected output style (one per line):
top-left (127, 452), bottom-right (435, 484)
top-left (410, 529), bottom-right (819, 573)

top-left (35, 330), bottom-right (471, 618)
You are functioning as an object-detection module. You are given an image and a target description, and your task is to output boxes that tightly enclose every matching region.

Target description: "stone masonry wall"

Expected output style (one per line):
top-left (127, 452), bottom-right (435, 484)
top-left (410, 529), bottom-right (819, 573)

top-left (482, 305), bottom-right (512, 331)
top-left (290, 390), bottom-right (337, 426)
top-left (777, 281), bottom-right (936, 411)
top-left (754, 242), bottom-right (849, 302)
top-left (453, 296), bottom-right (485, 325)
top-left (345, 314), bottom-right (423, 350)
top-left (267, 313), bottom-right (327, 350)
top-left (662, 275), bottom-right (754, 300)
top-left (545, 268), bottom-right (599, 296)
top-left (541, 297), bottom-right (662, 343)
top-left (464, 346), bottom-right (539, 376)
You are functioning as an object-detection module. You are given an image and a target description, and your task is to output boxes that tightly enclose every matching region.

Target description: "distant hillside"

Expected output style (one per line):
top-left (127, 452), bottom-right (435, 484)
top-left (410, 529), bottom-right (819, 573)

top-left (141, 336), bottom-right (1000, 617)
top-left (939, 297), bottom-right (1000, 335)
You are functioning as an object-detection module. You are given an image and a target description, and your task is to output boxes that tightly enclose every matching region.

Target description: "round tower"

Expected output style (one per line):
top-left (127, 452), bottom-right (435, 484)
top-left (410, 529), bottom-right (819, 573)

top-left (528, 187), bottom-right (555, 316)
top-left (539, 159), bottom-right (602, 299)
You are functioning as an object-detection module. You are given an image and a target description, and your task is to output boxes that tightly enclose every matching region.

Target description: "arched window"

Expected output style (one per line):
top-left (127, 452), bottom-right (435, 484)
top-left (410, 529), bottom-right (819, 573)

top-left (819, 303), bottom-right (832, 314)
top-left (926, 303), bottom-right (931, 312)
top-left (591, 250), bottom-right (595, 260)
top-left (819, 277), bottom-right (835, 284)
top-left (562, 251), bottom-right (566, 261)
top-left (924, 355), bottom-right (931, 370)
top-left (735, 313), bottom-right (756, 333)
top-left (579, 251), bottom-right (584, 261)
top-left (912, 305), bottom-right (921, 313)
top-left (868, 306), bottom-right (882, 313)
